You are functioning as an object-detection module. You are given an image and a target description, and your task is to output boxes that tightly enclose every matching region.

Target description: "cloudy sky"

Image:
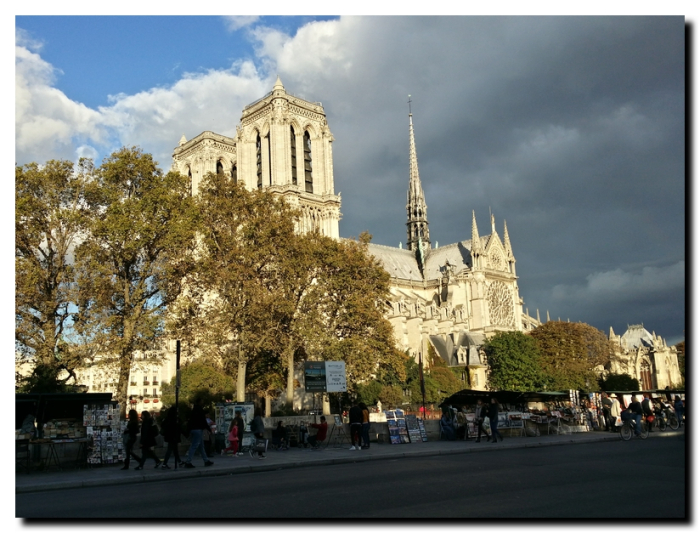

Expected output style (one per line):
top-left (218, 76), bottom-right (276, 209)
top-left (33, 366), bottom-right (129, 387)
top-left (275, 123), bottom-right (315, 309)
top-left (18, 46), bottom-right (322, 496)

top-left (14, 15), bottom-right (687, 345)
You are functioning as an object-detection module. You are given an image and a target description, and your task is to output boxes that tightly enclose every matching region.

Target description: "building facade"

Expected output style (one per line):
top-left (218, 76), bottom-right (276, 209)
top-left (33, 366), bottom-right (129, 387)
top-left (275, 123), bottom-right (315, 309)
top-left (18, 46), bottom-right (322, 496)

top-left (607, 324), bottom-right (682, 390)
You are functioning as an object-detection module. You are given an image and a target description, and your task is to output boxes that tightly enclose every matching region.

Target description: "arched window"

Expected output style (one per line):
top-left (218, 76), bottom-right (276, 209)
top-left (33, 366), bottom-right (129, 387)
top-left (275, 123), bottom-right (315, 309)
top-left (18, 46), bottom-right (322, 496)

top-left (304, 131), bottom-right (313, 193)
top-left (187, 167), bottom-right (192, 196)
top-left (231, 164), bottom-right (237, 185)
top-left (216, 160), bottom-right (224, 175)
top-left (290, 126), bottom-right (297, 186)
top-left (256, 134), bottom-right (263, 189)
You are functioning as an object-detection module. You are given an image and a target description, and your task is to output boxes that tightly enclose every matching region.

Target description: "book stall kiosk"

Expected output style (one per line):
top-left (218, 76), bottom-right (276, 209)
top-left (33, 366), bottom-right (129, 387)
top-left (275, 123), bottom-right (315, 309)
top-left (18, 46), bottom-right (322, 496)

top-left (16, 392), bottom-right (114, 472)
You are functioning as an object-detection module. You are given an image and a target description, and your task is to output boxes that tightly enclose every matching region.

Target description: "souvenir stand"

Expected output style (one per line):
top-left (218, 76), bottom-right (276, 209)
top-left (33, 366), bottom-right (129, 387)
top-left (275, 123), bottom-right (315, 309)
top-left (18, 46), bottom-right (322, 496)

top-left (215, 402), bottom-right (254, 450)
top-left (404, 414), bottom-right (422, 443)
top-left (16, 393), bottom-right (114, 471)
top-left (385, 411), bottom-right (401, 444)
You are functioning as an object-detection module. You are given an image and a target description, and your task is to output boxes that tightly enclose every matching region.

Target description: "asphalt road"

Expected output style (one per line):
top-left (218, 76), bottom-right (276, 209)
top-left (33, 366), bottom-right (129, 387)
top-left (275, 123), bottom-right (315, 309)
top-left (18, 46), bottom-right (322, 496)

top-left (17, 436), bottom-right (686, 519)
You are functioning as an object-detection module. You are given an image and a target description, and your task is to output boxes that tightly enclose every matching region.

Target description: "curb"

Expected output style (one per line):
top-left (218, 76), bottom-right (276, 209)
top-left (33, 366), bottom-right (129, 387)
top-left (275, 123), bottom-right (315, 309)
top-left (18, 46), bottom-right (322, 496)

top-left (15, 432), bottom-right (683, 494)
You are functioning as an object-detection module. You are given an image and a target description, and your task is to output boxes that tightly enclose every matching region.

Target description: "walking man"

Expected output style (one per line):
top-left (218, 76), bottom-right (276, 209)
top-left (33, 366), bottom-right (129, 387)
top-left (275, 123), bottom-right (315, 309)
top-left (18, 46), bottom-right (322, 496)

top-left (474, 399), bottom-right (490, 443)
top-left (488, 397), bottom-right (503, 443)
top-left (601, 392), bottom-right (613, 432)
top-left (184, 398), bottom-right (214, 468)
top-left (348, 403), bottom-right (363, 450)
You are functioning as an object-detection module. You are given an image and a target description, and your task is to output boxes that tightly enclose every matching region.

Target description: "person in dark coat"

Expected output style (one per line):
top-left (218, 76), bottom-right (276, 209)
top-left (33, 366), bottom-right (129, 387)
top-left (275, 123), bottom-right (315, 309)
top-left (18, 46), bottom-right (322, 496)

top-left (160, 407), bottom-right (183, 469)
top-left (674, 396), bottom-right (684, 426)
top-left (251, 409), bottom-right (267, 459)
top-left (474, 399), bottom-right (490, 443)
top-left (184, 398), bottom-right (214, 468)
top-left (488, 398), bottom-right (503, 443)
top-left (348, 404), bottom-right (363, 450)
top-left (137, 410), bottom-right (161, 469)
top-left (121, 409), bottom-right (142, 470)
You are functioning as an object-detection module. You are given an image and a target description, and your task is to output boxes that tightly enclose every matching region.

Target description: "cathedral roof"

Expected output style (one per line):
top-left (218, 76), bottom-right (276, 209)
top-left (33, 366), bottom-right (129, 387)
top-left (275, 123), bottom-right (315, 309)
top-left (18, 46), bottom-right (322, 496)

top-left (368, 237), bottom-right (484, 282)
top-left (366, 243), bottom-right (424, 281)
top-left (621, 324), bottom-right (654, 350)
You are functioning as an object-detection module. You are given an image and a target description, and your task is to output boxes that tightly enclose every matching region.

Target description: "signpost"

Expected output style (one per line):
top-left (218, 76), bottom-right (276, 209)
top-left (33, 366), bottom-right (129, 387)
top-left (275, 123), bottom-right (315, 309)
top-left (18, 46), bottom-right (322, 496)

top-left (303, 361), bottom-right (347, 393)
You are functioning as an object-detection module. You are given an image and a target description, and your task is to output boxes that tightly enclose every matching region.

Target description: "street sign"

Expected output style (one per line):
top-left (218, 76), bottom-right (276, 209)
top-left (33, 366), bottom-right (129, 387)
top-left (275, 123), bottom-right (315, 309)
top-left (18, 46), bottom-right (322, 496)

top-left (303, 361), bottom-right (347, 393)
top-left (325, 361), bottom-right (347, 392)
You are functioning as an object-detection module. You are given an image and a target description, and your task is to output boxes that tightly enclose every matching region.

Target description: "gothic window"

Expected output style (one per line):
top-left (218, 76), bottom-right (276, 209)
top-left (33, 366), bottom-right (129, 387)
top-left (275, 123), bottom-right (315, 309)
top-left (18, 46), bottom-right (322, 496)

top-left (216, 160), bottom-right (224, 175)
top-left (256, 134), bottom-right (263, 189)
top-left (266, 133), bottom-right (272, 186)
top-left (290, 126), bottom-right (297, 186)
top-left (304, 131), bottom-right (313, 193)
top-left (187, 167), bottom-right (192, 196)
top-left (231, 164), bottom-right (237, 185)
top-left (640, 361), bottom-right (653, 390)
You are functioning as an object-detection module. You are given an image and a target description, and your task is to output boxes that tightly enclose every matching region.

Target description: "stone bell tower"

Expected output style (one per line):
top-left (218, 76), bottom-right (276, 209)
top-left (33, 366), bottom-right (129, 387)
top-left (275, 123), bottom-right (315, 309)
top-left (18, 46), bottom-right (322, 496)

top-left (172, 77), bottom-right (341, 238)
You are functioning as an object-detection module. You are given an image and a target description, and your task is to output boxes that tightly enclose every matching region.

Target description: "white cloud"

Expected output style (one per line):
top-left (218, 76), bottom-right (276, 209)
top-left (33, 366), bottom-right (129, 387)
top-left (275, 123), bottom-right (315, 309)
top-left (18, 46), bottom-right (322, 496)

top-left (222, 16), bottom-right (260, 31)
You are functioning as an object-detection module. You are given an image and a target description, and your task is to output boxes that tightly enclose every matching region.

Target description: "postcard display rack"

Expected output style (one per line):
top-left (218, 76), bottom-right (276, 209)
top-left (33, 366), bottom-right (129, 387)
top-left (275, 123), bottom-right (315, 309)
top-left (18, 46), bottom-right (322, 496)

top-left (386, 410), bottom-right (411, 444)
top-left (83, 403), bottom-right (124, 465)
top-left (404, 414), bottom-right (423, 444)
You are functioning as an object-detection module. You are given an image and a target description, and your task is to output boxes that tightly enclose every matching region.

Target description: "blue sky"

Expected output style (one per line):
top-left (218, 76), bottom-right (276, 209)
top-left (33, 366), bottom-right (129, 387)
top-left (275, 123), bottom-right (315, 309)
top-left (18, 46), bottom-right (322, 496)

top-left (13, 14), bottom-right (690, 346)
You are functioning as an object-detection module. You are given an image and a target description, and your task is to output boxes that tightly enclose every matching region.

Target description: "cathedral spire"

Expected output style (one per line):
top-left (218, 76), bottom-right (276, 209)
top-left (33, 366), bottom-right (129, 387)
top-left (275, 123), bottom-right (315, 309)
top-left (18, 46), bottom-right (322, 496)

top-left (406, 96), bottom-right (430, 252)
top-left (503, 219), bottom-right (513, 257)
top-left (470, 210), bottom-right (482, 270)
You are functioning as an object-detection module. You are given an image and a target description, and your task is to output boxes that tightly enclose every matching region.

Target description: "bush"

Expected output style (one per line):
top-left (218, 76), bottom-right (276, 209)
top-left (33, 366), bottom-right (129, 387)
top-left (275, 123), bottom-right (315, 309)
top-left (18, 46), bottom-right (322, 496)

top-left (599, 373), bottom-right (640, 391)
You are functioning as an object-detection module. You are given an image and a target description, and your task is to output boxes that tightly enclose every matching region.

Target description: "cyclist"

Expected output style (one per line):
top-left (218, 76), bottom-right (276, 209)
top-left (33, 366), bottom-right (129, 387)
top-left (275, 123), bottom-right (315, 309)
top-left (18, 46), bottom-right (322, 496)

top-left (641, 394), bottom-right (655, 432)
top-left (621, 395), bottom-right (644, 437)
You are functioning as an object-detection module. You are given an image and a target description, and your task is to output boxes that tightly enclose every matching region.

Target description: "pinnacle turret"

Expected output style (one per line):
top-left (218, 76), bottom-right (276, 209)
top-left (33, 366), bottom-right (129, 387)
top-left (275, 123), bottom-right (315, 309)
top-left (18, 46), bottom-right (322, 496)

top-left (406, 98), bottom-right (430, 252)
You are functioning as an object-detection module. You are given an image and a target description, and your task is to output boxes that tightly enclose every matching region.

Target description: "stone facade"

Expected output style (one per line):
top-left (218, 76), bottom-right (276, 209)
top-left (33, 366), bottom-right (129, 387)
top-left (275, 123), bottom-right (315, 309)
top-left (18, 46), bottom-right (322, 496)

top-left (607, 324), bottom-right (682, 390)
top-left (171, 77), bottom-right (341, 239)
top-left (365, 111), bottom-right (539, 389)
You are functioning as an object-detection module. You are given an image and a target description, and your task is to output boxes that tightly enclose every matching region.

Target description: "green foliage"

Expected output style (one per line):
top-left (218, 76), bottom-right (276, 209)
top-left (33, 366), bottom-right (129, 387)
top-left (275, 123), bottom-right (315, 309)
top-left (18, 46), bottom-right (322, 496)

top-left (75, 147), bottom-right (199, 414)
top-left (530, 321), bottom-right (612, 392)
top-left (15, 158), bottom-right (93, 389)
top-left (378, 385), bottom-right (405, 409)
top-left (599, 373), bottom-right (640, 392)
top-left (160, 359), bottom-right (235, 411)
top-left (356, 381), bottom-right (383, 405)
top-left (483, 331), bottom-right (545, 391)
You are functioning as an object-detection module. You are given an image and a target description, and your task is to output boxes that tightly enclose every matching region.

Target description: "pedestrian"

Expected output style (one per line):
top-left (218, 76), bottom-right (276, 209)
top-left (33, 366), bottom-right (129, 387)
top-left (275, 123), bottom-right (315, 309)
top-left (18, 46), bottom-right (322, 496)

top-left (233, 411), bottom-right (245, 456)
top-left (251, 409), bottom-right (267, 459)
top-left (641, 394), bottom-right (655, 432)
top-left (121, 409), bottom-right (142, 470)
top-left (137, 410), bottom-right (161, 469)
top-left (488, 398), bottom-right (503, 443)
top-left (348, 403), bottom-right (363, 450)
top-left (609, 393), bottom-right (621, 432)
top-left (222, 418), bottom-right (240, 456)
top-left (160, 407), bottom-right (183, 469)
top-left (601, 392), bottom-right (613, 432)
top-left (359, 402), bottom-right (371, 449)
top-left (183, 398), bottom-right (214, 468)
top-left (272, 421), bottom-right (288, 450)
top-left (674, 396), bottom-right (684, 427)
top-left (474, 399), bottom-right (490, 443)
top-left (203, 409), bottom-right (215, 456)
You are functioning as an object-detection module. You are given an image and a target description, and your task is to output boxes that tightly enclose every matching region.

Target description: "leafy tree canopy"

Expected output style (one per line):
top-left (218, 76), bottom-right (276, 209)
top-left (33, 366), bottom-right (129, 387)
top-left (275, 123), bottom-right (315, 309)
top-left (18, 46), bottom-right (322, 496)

top-left (483, 331), bottom-right (545, 391)
top-left (599, 373), bottom-right (640, 392)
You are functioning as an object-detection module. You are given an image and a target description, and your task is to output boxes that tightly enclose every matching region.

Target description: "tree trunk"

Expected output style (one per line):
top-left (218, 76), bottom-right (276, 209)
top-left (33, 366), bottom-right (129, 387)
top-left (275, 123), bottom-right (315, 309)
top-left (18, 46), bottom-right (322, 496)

top-left (265, 394), bottom-right (271, 417)
top-left (116, 354), bottom-right (133, 419)
top-left (286, 348), bottom-right (295, 407)
top-left (237, 359), bottom-right (247, 402)
top-left (322, 393), bottom-right (331, 415)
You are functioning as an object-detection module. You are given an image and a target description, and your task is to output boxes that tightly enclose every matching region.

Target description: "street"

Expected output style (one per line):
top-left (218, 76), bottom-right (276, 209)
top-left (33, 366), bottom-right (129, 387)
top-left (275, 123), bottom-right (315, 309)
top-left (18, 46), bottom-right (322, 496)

top-left (17, 436), bottom-right (685, 519)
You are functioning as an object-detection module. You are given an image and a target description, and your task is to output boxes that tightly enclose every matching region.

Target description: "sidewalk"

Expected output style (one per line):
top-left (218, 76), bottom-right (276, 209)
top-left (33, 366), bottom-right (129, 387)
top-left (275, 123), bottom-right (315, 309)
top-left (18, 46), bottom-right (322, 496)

top-left (15, 430), bottom-right (683, 494)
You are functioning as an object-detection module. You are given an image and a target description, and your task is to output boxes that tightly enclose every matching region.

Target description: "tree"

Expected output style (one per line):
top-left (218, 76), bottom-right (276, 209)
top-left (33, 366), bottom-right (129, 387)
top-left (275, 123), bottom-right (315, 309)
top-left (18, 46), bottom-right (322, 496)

top-left (15, 159), bottom-right (92, 391)
top-left (160, 359), bottom-right (235, 408)
top-left (598, 373), bottom-right (640, 392)
top-left (530, 321), bottom-right (613, 391)
top-left (172, 172), bottom-right (301, 403)
top-left (483, 331), bottom-right (545, 391)
top-left (75, 147), bottom-right (198, 415)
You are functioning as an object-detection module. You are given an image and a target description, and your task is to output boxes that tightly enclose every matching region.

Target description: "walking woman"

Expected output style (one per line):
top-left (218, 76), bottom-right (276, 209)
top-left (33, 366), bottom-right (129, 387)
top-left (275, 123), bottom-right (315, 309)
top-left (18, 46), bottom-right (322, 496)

top-left (488, 398), bottom-right (503, 443)
top-left (121, 409), bottom-right (143, 470)
top-left (137, 410), bottom-right (162, 469)
top-left (359, 402), bottom-right (371, 449)
top-left (160, 407), bottom-right (183, 469)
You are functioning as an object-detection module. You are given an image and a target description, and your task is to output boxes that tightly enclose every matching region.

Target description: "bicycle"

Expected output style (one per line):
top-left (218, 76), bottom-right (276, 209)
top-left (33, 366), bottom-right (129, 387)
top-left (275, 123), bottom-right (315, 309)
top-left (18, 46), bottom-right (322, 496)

top-left (620, 417), bottom-right (649, 441)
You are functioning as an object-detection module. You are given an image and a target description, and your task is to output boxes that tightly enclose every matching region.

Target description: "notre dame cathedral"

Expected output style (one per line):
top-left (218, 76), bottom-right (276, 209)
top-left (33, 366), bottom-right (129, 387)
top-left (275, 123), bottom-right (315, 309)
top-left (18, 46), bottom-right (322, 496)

top-left (171, 78), bottom-right (540, 390)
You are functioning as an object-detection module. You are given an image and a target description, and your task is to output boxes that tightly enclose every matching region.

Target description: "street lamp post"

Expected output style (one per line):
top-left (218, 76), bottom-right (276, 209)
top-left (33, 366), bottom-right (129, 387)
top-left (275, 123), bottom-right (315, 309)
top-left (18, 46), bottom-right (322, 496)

top-left (174, 340), bottom-right (181, 471)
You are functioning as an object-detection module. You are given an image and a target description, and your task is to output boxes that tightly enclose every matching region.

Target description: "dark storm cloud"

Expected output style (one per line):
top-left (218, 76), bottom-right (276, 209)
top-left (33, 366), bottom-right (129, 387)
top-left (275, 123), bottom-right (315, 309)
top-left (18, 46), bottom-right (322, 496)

top-left (274, 16), bottom-right (685, 341)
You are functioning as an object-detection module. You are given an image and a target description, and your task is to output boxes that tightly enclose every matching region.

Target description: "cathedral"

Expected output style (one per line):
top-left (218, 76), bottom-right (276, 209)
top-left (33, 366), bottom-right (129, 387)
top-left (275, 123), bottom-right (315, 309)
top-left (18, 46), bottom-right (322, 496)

top-left (170, 78), bottom-right (539, 391)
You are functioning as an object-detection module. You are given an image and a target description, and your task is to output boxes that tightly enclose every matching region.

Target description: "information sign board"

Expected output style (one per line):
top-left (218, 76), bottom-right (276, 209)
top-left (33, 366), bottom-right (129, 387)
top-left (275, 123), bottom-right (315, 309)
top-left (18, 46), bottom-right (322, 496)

top-left (325, 361), bottom-right (347, 392)
top-left (303, 361), bottom-right (347, 393)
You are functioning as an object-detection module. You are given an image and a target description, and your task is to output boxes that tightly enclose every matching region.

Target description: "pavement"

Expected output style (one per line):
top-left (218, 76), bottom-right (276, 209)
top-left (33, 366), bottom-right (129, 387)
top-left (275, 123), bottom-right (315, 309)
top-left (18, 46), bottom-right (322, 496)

top-left (15, 429), bottom-right (684, 494)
